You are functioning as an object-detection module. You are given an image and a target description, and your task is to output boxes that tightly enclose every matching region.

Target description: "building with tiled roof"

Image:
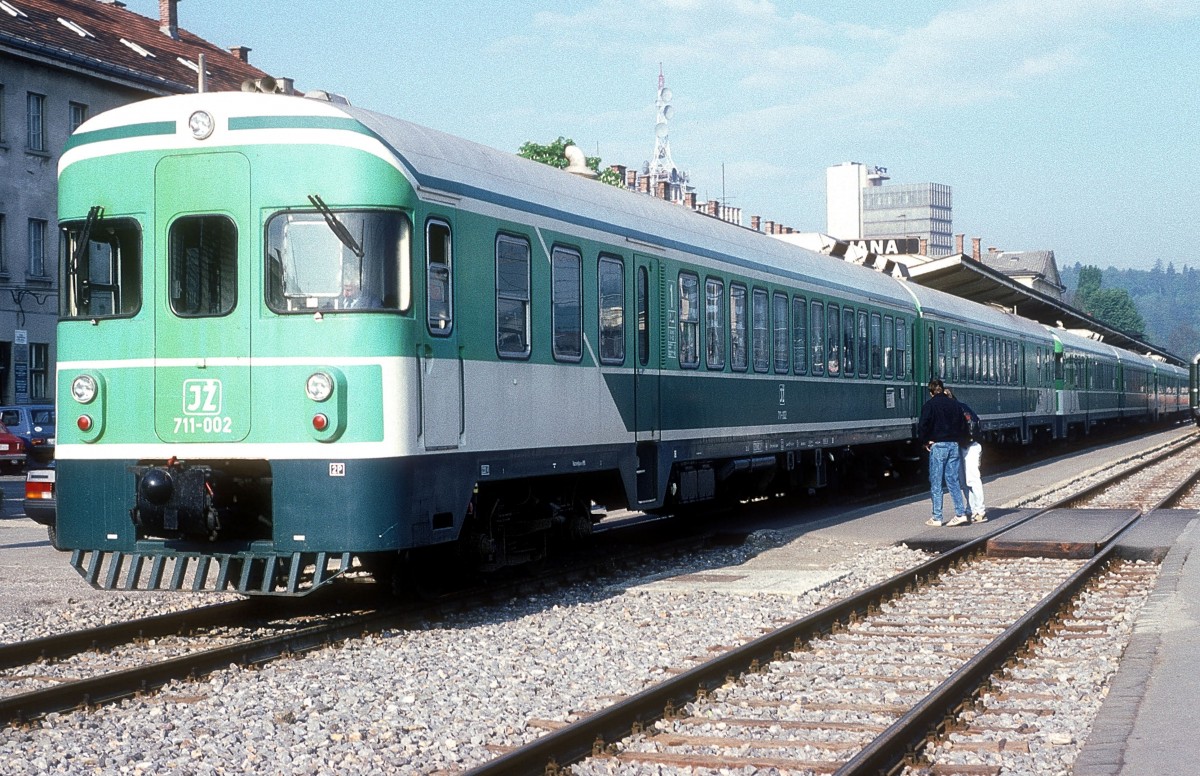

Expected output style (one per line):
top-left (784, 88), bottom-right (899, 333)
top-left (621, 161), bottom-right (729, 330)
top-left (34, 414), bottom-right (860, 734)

top-left (0, 0), bottom-right (270, 405)
top-left (979, 248), bottom-right (1066, 300)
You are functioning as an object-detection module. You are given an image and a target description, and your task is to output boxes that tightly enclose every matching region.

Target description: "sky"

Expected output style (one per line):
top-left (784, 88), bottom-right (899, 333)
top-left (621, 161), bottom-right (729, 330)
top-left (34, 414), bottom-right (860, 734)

top-left (121, 0), bottom-right (1198, 271)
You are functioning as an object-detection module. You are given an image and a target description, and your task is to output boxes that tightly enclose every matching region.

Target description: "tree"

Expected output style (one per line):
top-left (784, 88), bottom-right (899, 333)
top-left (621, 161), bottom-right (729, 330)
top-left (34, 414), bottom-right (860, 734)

top-left (1073, 265), bottom-right (1103, 310)
top-left (518, 136), bottom-right (623, 186)
top-left (1087, 287), bottom-right (1146, 336)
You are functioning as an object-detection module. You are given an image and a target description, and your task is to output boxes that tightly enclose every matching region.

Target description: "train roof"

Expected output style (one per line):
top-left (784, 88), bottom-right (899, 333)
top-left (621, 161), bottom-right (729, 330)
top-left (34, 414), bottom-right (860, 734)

top-left (899, 281), bottom-right (1053, 342)
top-left (338, 101), bottom-right (916, 307)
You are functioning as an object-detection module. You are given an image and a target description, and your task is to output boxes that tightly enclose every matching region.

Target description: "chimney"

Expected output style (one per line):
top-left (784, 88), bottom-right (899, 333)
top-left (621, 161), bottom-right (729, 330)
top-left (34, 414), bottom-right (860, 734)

top-left (159, 0), bottom-right (179, 39)
top-left (706, 200), bottom-right (720, 217)
top-left (655, 181), bottom-right (668, 200)
top-left (228, 46), bottom-right (251, 63)
top-left (764, 220), bottom-right (775, 233)
top-left (684, 192), bottom-right (697, 209)
top-left (638, 177), bottom-right (650, 194)
top-left (610, 164), bottom-right (626, 184)
top-left (955, 234), bottom-right (965, 255)
top-left (751, 215), bottom-right (761, 231)
top-left (919, 237), bottom-right (928, 255)
top-left (971, 237), bottom-right (982, 261)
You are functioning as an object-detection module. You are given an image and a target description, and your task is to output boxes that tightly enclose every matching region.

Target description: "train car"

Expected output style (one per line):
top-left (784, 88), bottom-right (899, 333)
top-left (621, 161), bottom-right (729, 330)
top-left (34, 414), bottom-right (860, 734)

top-left (56, 90), bottom-right (936, 596)
top-left (1190, 353), bottom-right (1200, 425)
top-left (55, 90), bottom-right (1189, 597)
top-left (908, 287), bottom-right (1056, 444)
top-left (1047, 328), bottom-right (1123, 436)
top-left (1151, 359), bottom-right (1189, 422)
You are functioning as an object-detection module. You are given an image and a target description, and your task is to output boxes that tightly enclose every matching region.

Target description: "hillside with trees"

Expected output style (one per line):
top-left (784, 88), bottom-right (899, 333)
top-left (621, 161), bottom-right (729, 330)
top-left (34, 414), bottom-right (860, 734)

top-left (1060, 262), bottom-right (1200, 360)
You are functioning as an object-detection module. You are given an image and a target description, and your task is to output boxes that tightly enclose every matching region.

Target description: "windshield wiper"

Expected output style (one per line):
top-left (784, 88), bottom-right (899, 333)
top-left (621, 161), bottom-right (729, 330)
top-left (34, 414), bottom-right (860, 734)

top-left (307, 194), bottom-right (363, 259)
top-left (71, 205), bottom-right (103, 309)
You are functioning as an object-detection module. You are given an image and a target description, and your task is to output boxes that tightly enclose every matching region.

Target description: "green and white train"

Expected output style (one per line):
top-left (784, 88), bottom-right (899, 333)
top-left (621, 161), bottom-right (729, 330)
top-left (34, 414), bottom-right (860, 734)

top-left (55, 91), bottom-right (1188, 595)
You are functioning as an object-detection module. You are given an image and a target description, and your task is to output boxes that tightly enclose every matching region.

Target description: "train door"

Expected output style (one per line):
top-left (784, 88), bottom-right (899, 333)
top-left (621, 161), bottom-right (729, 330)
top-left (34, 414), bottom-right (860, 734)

top-left (633, 255), bottom-right (661, 504)
top-left (419, 217), bottom-right (462, 450)
top-left (152, 153), bottom-right (252, 444)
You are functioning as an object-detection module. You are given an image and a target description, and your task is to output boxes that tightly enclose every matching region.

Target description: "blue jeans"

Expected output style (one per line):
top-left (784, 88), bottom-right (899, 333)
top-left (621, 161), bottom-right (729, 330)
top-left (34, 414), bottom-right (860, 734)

top-left (928, 441), bottom-right (966, 522)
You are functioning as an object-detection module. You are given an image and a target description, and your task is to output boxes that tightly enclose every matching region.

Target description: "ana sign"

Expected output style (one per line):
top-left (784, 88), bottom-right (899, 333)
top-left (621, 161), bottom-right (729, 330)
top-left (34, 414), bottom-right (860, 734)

top-left (850, 238), bottom-right (920, 255)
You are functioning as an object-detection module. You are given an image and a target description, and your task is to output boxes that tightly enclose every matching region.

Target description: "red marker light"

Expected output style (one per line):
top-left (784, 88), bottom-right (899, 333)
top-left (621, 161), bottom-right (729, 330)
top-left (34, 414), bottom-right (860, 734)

top-left (312, 413), bottom-right (329, 432)
top-left (77, 415), bottom-right (93, 432)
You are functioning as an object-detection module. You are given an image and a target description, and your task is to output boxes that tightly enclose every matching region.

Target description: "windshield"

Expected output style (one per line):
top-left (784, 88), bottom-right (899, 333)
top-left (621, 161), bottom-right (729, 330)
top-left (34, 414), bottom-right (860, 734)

top-left (266, 209), bottom-right (411, 313)
top-left (59, 217), bottom-right (142, 319)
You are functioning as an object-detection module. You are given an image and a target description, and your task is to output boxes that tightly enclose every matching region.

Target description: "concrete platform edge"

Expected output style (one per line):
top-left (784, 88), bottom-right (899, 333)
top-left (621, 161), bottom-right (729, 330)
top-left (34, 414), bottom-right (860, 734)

top-left (1072, 517), bottom-right (1200, 775)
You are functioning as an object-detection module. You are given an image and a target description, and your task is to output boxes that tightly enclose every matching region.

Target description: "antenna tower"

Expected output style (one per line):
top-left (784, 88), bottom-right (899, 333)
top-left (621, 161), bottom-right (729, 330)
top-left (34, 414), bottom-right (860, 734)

top-left (647, 66), bottom-right (686, 196)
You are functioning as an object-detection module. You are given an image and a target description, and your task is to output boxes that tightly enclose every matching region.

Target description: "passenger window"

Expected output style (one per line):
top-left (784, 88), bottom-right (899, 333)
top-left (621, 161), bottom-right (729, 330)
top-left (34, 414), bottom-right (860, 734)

top-left (169, 215), bottom-right (236, 317)
top-left (598, 255), bottom-right (624, 365)
top-left (937, 327), bottom-right (947, 379)
top-left (792, 296), bottom-right (808, 375)
top-left (883, 314), bottom-right (894, 379)
top-left (810, 300), bottom-right (825, 376)
top-left (679, 272), bottom-right (700, 369)
top-left (751, 288), bottom-right (769, 373)
top-left (552, 246), bottom-right (582, 361)
top-left (730, 284), bottom-right (748, 371)
top-left (637, 266), bottom-right (649, 367)
top-left (841, 307), bottom-right (855, 377)
top-left (895, 318), bottom-right (907, 380)
top-left (60, 215), bottom-right (142, 319)
top-left (705, 278), bottom-right (725, 370)
top-left (773, 292), bottom-right (789, 374)
top-left (870, 312), bottom-right (882, 378)
top-left (949, 330), bottom-right (958, 381)
top-left (496, 234), bottom-right (530, 357)
top-left (426, 220), bottom-right (452, 334)
top-left (856, 309), bottom-right (868, 376)
top-left (826, 303), bottom-right (840, 376)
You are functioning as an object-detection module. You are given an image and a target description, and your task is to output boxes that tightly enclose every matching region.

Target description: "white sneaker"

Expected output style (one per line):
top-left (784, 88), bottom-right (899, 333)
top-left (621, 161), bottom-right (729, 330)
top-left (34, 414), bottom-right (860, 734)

top-left (972, 512), bottom-right (988, 523)
top-left (946, 515), bottom-right (970, 527)
top-left (925, 518), bottom-right (945, 527)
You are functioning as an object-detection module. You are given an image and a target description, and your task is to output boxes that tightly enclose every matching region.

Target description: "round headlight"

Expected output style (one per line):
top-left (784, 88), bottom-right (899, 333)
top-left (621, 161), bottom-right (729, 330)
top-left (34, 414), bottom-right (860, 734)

top-left (72, 374), bottom-right (97, 404)
top-left (188, 110), bottom-right (214, 140)
top-left (306, 372), bottom-right (334, 402)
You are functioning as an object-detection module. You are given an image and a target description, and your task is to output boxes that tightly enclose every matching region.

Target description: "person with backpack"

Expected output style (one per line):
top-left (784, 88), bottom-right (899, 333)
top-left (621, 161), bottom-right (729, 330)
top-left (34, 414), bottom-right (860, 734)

top-left (945, 387), bottom-right (986, 523)
top-left (917, 378), bottom-right (969, 527)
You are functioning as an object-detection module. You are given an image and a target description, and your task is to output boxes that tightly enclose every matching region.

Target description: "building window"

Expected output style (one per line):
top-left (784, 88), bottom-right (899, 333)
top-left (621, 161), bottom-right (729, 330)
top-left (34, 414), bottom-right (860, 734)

top-left (0, 84), bottom-right (6, 143)
top-left (69, 101), bottom-right (88, 133)
top-left (27, 92), bottom-right (45, 151)
top-left (30, 343), bottom-right (48, 400)
top-left (598, 254), bottom-right (624, 365)
top-left (552, 246), bottom-right (582, 362)
top-left (27, 218), bottom-right (47, 277)
top-left (496, 234), bottom-right (530, 357)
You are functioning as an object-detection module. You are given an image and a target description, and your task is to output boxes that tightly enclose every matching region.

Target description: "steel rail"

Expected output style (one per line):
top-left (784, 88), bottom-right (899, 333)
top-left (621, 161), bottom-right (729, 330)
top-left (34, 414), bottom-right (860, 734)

top-left (466, 435), bottom-right (1196, 775)
top-left (835, 515), bottom-right (1140, 774)
top-left (0, 600), bottom-right (258, 670)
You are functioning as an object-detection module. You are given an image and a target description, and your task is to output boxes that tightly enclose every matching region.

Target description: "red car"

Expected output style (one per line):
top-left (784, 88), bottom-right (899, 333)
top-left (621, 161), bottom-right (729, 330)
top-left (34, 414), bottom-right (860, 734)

top-left (0, 421), bottom-right (26, 469)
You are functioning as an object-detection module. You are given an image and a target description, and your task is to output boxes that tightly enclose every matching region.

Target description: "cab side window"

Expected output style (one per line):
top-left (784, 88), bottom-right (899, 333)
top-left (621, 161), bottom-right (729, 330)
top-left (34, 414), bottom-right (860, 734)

top-left (426, 220), bottom-right (452, 335)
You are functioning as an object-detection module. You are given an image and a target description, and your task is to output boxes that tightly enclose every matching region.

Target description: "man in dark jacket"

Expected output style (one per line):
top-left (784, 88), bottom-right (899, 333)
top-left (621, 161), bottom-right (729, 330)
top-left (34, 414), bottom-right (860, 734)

top-left (917, 378), bottom-right (968, 526)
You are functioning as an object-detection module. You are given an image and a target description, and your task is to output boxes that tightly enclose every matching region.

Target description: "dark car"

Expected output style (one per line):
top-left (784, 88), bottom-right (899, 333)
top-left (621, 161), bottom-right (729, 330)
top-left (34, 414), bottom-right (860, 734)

top-left (0, 421), bottom-right (26, 469)
top-left (24, 464), bottom-right (56, 545)
top-left (0, 405), bottom-right (55, 465)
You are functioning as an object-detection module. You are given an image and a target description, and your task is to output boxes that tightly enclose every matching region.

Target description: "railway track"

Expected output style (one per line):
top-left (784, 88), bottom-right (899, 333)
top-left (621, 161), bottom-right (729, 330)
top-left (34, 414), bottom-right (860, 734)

top-left (464, 436), bottom-right (1197, 775)
top-left (0, 529), bottom-right (718, 728)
